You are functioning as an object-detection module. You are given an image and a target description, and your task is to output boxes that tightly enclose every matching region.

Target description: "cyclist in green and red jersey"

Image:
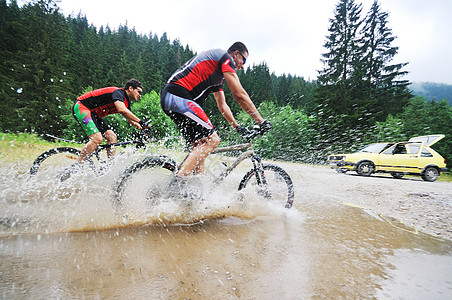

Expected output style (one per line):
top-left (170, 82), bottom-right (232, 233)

top-left (72, 78), bottom-right (145, 164)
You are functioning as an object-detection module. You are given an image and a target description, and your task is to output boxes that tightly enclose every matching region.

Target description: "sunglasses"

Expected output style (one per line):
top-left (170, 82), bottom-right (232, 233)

top-left (136, 89), bottom-right (143, 95)
top-left (238, 52), bottom-right (247, 64)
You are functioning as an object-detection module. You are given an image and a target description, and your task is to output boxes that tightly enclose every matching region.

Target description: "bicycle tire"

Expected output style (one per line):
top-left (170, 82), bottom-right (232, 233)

top-left (114, 155), bottom-right (177, 209)
top-left (30, 147), bottom-right (81, 176)
top-left (238, 163), bottom-right (294, 209)
top-left (29, 147), bottom-right (97, 181)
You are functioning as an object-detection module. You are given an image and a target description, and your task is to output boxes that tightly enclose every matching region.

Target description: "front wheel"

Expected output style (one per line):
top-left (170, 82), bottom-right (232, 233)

top-left (238, 164), bottom-right (294, 209)
top-left (356, 161), bottom-right (374, 176)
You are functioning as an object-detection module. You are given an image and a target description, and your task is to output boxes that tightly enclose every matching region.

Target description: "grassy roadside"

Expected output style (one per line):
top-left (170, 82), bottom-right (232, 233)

top-left (1, 132), bottom-right (451, 182)
top-left (0, 133), bottom-right (82, 164)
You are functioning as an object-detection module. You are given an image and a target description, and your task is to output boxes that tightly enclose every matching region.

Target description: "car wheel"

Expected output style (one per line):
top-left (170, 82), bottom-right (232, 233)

top-left (390, 172), bottom-right (404, 179)
top-left (421, 166), bottom-right (439, 182)
top-left (356, 161), bottom-right (374, 176)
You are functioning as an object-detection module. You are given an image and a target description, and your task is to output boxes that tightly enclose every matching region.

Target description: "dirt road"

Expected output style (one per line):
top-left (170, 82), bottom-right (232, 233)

top-left (283, 162), bottom-right (452, 241)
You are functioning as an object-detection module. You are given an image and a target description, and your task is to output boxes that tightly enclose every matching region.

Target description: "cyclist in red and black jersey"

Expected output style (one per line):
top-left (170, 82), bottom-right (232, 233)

top-left (72, 78), bottom-right (145, 163)
top-left (161, 42), bottom-right (271, 178)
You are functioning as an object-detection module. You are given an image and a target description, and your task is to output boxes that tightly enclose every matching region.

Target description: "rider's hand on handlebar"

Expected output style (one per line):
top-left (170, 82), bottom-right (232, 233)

top-left (236, 126), bottom-right (251, 137)
top-left (139, 120), bottom-right (152, 130)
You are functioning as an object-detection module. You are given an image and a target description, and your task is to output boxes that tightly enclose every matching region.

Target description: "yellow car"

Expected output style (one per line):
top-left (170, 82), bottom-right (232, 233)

top-left (328, 135), bottom-right (448, 182)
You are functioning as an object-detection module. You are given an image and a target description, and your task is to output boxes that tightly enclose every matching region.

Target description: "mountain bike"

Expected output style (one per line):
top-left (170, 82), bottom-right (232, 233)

top-left (114, 127), bottom-right (295, 210)
top-left (29, 125), bottom-right (153, 181)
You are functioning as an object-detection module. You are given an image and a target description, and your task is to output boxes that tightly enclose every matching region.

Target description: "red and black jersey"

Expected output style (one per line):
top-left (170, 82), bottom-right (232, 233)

top-left (166, 49), bottom-right (236, 102)
top-left (76, 87), bottom-right (129, 118)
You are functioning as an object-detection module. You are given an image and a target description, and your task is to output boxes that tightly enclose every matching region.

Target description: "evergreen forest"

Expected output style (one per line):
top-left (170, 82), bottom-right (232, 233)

top-left (1, 0), bottom-right (451, 168)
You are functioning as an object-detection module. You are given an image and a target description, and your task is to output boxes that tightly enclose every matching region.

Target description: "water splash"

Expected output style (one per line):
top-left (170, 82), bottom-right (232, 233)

top-left (0, 154), bottom-right (293, 236)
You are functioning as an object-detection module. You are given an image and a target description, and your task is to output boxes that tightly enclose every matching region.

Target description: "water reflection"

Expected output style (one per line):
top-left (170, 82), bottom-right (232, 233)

top-left (1, 203), bottom-right (451, 298)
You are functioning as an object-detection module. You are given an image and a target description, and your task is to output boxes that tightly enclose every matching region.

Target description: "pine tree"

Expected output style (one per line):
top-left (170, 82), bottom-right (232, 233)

top-left (313, 0), bottom-right (366, 149)
top-left (0, 0), bottom-right (72, 135)
top-left (313, 0), bottom-right (412, 150)
top-left (239, 62), bottom-right (275, 107)
top-left (318, 0), bottom-right (363, 85)
top-left (360, 0), bottom-right (411, 119)
top-left (0, 0), bottom-right (22, 131)
top-left (316, 0), bottom-right (364, 124)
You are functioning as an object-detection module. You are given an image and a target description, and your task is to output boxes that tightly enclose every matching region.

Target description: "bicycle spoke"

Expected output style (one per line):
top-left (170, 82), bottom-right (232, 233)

top-left (30, 147), bottom-right (81, 181)
top-left (114, 156), bottom-right (176, 212)
top-left (29, 147), bottom-right (101, 182)
top-left (238, 164), bottom-right (294, 209)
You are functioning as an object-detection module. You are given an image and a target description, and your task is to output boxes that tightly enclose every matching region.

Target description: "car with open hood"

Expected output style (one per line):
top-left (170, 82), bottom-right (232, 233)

top-left (328, 135), bottom-right (448, 182)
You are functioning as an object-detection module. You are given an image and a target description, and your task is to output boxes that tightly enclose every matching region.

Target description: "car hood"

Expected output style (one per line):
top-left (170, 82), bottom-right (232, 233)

top-left (408, 134), bottom-right (445, 146)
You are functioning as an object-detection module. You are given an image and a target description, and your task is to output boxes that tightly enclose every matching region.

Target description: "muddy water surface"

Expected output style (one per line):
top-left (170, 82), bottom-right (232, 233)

top-left (1, 158), bottom-right (452, 299)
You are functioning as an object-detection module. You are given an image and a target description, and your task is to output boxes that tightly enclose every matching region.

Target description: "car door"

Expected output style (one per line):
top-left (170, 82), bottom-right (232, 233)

top-left (377, 143), bottom-right (420, 173)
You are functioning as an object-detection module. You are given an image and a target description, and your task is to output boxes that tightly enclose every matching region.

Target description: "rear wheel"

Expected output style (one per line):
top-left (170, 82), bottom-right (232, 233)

top-left (238, 163), bottom-right (294, 209)
top-left (421, 166), bottom-right (439, 182)
top-left (29, 147), bottom-right (96, 181)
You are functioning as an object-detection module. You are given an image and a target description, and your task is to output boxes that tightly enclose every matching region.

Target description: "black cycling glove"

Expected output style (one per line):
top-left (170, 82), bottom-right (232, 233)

top-left (236, 126), bottom-right (251, 137)
top-left (258, 120), bottom-right (272, 134)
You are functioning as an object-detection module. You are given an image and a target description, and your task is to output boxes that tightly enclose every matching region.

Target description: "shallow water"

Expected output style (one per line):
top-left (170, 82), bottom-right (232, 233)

top-left (1, 155), bottom-right (452, 298)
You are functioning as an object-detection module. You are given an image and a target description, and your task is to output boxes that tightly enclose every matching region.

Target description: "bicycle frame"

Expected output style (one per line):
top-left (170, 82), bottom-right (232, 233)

top-left (89, 130), bottom-right (150, 163)
top-left (114, 128), bottom-right (294, 209)
top-left (176, 141), bottom-right (265, 185)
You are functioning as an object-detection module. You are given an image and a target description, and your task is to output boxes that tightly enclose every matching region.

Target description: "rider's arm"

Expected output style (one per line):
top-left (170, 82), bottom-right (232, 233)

top-left (223, 71), bottom-right (264, 124)
top-left (213, 90), bottom-right (239, 129)
top-left (114, 101), bottom-right (143, 130)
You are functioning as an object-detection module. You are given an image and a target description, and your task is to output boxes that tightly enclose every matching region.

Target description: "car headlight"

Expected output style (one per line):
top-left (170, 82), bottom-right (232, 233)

top-left (329, 155), bottom-right (345, 160)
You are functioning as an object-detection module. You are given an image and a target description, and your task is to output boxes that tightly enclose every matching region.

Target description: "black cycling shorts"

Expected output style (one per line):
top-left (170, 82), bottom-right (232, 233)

top-left (161, 88), bottom-right (215, 147)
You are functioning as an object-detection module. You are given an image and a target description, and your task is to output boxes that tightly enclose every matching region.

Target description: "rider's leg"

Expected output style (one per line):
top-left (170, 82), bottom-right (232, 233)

top-left (103, 130), bottom-right (117, 159)
top-left (77, 132), bottom-right (103, 163)
top-left (177, 132), bottom-right (221, 176)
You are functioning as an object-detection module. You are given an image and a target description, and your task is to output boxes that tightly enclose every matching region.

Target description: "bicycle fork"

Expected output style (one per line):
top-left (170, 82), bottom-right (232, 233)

top-left (251, 155), bottom-right (271, 199)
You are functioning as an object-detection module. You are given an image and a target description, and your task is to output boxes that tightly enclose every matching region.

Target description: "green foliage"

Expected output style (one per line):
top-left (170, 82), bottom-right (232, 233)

top-left (0, 0), bottom-right (72, 135)
top-left (216, 101), bottom-right (318, 162)
top-left (372, 114), bottom-right (406, 143)
top-left (400, 97), bottom-right (452, 167)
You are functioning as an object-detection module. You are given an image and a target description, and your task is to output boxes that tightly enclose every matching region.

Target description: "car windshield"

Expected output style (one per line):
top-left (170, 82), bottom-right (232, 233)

top-left (358, 143), bottom-right (391, 153)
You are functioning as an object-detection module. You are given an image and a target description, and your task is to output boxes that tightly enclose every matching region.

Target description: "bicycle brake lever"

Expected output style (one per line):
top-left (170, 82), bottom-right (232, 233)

top-left (244, 129), bottom-right (260, 141)
top-left (141, 120), bottom-right (152, 129)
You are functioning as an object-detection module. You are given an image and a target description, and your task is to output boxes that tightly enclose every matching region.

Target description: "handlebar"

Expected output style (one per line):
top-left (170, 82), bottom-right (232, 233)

top-left (141, 120), bottom-right (152, 129)
top-left (139, 119), bottom-right (153, 141)
top-left (242, 125), bottom-right (269, 141)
